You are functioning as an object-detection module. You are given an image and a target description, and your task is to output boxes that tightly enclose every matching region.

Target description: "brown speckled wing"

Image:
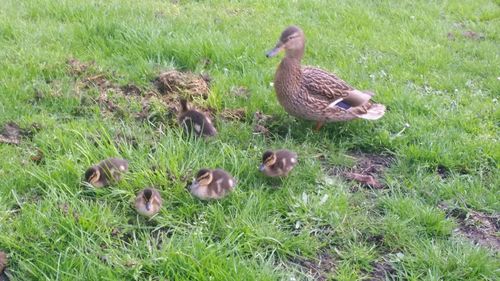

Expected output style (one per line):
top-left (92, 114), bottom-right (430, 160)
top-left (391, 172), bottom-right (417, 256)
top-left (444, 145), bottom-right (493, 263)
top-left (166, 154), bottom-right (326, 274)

top-left (302, 67), bottom-right (354, 102)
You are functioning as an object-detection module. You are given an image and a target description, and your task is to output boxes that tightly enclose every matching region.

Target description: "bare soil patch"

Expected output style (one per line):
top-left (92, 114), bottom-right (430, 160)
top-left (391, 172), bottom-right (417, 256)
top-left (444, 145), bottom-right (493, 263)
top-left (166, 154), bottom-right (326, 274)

top-left (439, 204), bottom-right (499, 251)
top-left (462, 30), bottom-right (485, 40)
top-left (325, 152), bottom-right (393, 190)
top-left (0, 122), bottom-right (39, 145)
top-left (447, 23), bottom-right (485, 41)
top-left (436, 164), bottom-right (449, 179)
top-left (291, 253), bottom-right (336, 281)
top-left (219, 108), bottom-right (246, 121)
top-left (229, 85), bottom-right (250, 99)
top-left (367, 256), bottom-right (397, 281)
top-left (30, 148), bottom-right (44, 164)
top-left (252, 111), bottom-right (274, 136)
top-left (154, 70), bottom-right (209, 98)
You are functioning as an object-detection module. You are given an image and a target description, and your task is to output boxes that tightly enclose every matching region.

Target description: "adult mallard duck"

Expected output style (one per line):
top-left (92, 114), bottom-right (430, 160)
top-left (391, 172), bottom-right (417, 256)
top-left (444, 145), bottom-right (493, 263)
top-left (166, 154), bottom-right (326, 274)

top-left (266, 26), bottom-right (385, 130)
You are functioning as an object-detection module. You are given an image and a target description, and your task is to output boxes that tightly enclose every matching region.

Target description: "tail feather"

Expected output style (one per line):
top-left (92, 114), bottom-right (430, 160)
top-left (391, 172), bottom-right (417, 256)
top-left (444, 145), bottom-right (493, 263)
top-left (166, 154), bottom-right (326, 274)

top-left (344, 90), bottom-right (375, 107)
top-left (354, 103), bottom-right (386, 120)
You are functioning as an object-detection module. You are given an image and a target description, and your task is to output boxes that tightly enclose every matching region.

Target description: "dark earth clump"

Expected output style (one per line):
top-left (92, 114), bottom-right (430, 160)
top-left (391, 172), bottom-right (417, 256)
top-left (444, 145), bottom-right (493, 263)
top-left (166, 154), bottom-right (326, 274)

top-left (367, 256), bottom-right (397, 281)
top-left (291, 253), bottom-right (336, 281)
top-left (436, 164), bottom-right (449, 179)
top-left (154, 70), bottom-right (209, 98)
top-left (0, 122), bottom-right (39, 145)
top-left (219, 108), bottom-right (246, 122)
top-left (252, 111), bottom-right (274, 136)
top-left (326, 152), bottom-right (393, 189)
top-left (439, 203), bottom-right (499, 251)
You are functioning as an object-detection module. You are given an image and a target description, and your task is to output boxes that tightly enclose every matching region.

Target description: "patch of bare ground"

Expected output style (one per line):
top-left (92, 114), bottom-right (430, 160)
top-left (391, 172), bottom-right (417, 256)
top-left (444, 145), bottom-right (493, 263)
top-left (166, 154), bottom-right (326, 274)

top-left (325, 152), bottom-right (393, 190)
top-left (436, 164), bottom-right (449, 179)
top-left (219, 108), bottom-right (246, 122)
top-left (67, 59), bottom-right (216, 126)
top-left (154, 70), bottom-right (209, 98)
top-left (367, 255), bottom-right (397, 281)
top-left (290, 252), bottom-right (336, 281)
top-left (68, 59), bottom-right (254, 130)
top-left (0, 122), bottom-right (40, 145)
top-left (68, 59), bottom-right (144, 117)
top-left (252, 111), bottom-right (273, 136)
top-left (29, 147), bottom-right (44, 164)
top-left (229, 85), bottom-right (250, 99)
top-left (447, 23), bottom-right (485, 41)
top-left (439, 203), bottom-right (499, 251)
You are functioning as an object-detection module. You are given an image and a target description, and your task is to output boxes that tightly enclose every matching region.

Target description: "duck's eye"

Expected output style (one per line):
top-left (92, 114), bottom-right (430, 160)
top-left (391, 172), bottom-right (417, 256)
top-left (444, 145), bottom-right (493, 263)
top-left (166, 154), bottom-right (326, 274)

top-left (198, 173), bottom-right (209, 181)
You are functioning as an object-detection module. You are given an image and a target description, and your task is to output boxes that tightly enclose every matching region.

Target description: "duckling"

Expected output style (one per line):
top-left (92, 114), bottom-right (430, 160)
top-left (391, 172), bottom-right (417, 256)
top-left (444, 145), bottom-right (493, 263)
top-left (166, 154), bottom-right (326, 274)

top-left (84, 158), bottom-right (128, 187)
top-left (178, 99), bottom-right (217, 137)
top-left (0, 251), bottom-right (6, 275)
top-left (259, 149), bottom-right (298, 177)
top-left (266, 26), bottom-right (385, 130)
top-left (188, 168), bottom-right (236, 200)
top-left (135, 188), bottom-right (163, 217)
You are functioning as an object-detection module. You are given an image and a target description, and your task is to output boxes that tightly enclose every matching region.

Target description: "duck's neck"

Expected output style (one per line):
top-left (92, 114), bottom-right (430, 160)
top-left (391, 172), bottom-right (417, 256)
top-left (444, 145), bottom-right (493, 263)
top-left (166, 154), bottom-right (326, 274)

top-left (275, 53), bottom-right (303, 97)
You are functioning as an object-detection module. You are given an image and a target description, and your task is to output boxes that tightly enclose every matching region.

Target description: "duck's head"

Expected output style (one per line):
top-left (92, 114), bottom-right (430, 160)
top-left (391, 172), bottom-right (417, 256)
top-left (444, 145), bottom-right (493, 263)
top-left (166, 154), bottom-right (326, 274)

top-left (266, 26), bottom-right (305, 58)
top-left (259, 150), bottom-right (277, 172)
top-left (84, 166), bottom-right (101, 186)
top-left (193, 169), bottom-right (213, 187)
top-left (142, 188), bottom-right (154, 211)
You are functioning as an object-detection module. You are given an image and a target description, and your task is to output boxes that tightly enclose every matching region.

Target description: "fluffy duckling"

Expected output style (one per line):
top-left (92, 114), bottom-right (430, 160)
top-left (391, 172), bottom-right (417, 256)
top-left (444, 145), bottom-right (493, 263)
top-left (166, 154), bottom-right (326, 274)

top-left (178, 99), bottom-right (217, 137)
top-left (135, 188), bottom-right (163, 217)
top-left (84, 158), bottom-right (128, 187)
top-left (259, 149), bottom-right (298, 177)
top-left (188, 168), bottom-right (236, 200)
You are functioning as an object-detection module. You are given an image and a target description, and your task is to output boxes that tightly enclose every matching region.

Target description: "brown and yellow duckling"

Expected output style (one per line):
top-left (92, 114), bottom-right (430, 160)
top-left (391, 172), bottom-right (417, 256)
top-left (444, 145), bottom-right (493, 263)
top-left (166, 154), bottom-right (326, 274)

top-left (84, 158), bottom-right (128, 187)
top-left (135, 188), bottom-right (163, 217)
top-left (259, 149), bottom-right (298, 177)
top-left (188, 168), bottom-right (236, 200)
top-left (266, 26), bottom-right (386, 130)
top-left (178, 99), bottom-right (217, 137)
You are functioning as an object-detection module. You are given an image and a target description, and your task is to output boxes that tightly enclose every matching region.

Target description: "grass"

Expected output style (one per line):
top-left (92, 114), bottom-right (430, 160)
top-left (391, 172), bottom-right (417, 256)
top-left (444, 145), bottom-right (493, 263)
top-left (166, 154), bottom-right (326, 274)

top-left (0, 0), bottom-right (499, 280)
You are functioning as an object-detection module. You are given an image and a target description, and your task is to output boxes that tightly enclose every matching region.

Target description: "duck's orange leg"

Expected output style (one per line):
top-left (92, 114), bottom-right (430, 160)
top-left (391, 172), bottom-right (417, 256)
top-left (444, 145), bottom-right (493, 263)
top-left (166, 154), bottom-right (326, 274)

top-left (314, 121), bottom-right (324, 132)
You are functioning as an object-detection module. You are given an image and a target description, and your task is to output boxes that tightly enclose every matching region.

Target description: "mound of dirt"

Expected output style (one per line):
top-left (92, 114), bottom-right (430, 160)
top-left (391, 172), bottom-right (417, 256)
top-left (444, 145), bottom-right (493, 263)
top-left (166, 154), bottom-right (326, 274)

top-left (219, 108), bottom-right (246, 121)
top-left (154, 70), bottom-right (209, 98)
top-left (367, 256), bottom-right (397, 281)
top-left (326, 152), bottom-right (393, 189)
top-left (291, 253), bottom-right (336, 281)
top-left (252, 111), bottom-right (273, 136)
top-left (439, 204), bottom-right (500, 251)
top-left (0, 122), bottom-right (39, 145)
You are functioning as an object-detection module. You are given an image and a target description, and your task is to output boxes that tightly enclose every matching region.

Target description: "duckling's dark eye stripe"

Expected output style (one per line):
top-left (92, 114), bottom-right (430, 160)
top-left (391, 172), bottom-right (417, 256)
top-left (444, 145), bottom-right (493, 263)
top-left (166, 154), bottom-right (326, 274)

top-left (198, 174), bottom-right (210, 181)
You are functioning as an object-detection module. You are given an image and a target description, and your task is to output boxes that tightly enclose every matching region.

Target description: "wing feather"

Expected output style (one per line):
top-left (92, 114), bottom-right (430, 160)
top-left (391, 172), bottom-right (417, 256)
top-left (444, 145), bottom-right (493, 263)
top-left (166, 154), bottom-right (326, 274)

top-left (302, 67), bottom-right (354, 102)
